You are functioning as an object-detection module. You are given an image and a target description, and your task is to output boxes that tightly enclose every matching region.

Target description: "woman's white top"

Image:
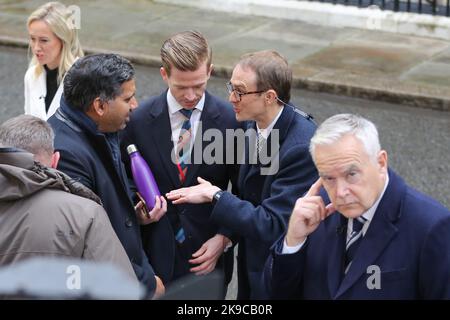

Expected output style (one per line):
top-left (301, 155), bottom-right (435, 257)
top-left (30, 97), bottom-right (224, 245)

top-left (24, 65), bottom-right (63, 120)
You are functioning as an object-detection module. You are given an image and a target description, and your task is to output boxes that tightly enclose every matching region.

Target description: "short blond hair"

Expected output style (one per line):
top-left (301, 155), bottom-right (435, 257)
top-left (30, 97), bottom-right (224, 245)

top-left (27, 1), bottom-right (84, 84)
top-left (160, 30), bottom-right (212, 76)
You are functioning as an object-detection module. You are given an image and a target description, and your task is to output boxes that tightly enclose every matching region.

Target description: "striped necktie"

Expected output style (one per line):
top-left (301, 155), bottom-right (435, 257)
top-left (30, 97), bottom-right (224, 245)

top-left (173, 108), bottom-right (194, 245)
top-left (257, 131), bottom-right (265, 154)
top-left (344, 216), bottom-right (368, 273)
top-left (176, 108), bottom-right (193, 184)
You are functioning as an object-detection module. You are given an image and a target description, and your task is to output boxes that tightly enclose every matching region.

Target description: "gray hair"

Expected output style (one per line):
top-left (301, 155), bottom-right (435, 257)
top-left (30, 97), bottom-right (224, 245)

top-left (0, 115), bottom-right (54, 157)
top-left (309, 114), bottom-right (381, 163)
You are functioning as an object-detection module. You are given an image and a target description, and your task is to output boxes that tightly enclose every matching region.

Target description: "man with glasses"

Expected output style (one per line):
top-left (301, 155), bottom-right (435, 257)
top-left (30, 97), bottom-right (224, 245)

top-left (120, 31), bottom-right (241, 296)
top-left (167, 50), bottom-right (318, 299)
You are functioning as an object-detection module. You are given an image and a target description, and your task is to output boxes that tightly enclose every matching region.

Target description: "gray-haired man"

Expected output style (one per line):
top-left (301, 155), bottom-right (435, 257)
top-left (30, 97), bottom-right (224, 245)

top-left (264, 113), bottom-right (450, 299)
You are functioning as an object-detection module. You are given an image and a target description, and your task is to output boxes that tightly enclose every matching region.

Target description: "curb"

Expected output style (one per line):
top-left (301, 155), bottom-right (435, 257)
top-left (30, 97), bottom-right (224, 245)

top-left (156, 0), bottom-right (450, 41)
top-left (292, 78), bottom-right (450, 112)
top-left (1, 35), bottom-right (448, 112)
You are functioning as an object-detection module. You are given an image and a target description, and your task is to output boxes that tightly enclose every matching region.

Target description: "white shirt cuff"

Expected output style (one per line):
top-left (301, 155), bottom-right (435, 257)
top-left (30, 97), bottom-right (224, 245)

top-left (282, 237), bottom-right (307, 254)
top-left (223, 241), bottom-right (233, 253)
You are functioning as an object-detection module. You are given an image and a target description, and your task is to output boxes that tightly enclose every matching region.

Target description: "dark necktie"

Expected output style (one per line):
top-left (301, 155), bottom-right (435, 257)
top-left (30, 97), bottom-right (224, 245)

top-left (344, 216), bottom-right (367, 273)
top-left (173, 108), bottom-right (194, 245)
top-left (176, 108), bottom-right (193, 184)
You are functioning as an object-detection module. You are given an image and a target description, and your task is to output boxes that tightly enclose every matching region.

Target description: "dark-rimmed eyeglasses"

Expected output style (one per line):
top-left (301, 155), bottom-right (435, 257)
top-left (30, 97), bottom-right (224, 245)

top-left (226, 81), bottom-right (265, 102)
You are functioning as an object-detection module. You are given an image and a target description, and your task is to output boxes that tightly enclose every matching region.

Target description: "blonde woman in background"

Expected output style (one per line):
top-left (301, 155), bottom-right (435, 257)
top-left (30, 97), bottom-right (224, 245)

top-left (25, 2), bottom-right (84, 120)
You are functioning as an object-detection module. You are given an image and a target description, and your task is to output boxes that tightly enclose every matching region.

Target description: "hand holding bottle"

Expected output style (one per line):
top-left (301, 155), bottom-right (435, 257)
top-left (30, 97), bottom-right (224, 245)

top-left (134, 193), bottom-right (167, 225)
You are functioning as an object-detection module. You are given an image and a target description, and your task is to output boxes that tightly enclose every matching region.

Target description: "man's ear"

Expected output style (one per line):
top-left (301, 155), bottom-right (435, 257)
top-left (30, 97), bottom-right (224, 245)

top-left (207, 63), bottom-right (214, 79)
top-left (377, 150), bottom-right (388, 174)
top-left (265, 89), bottom-right (278, 105)
top-left (92, 97), bottom-right (107, 117)
top-left (50, 151), bottom-right (60, 169)
top-left (160, 67), bottom-right (169, 82)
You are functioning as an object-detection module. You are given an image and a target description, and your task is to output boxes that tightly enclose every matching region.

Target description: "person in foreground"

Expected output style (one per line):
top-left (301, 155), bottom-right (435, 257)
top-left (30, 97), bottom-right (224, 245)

top-left (263, 113), bottom-right (450, 299)
top-left (0, 115), bottom-right (137, 283)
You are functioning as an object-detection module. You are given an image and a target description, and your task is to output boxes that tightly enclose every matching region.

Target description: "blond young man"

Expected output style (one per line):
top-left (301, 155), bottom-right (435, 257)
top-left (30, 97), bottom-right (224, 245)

top-left (120, 31), bottom-right (241, 296)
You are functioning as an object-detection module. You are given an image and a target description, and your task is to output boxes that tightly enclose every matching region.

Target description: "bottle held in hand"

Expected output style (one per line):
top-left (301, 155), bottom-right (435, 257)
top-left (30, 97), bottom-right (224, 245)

top-left (127, 144), bottom-right (161, 211)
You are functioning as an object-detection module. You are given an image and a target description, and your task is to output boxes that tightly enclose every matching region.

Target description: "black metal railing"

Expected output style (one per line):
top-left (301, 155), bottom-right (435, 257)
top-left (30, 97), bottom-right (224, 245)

top-left (311, 0), bottom-right (450, 16)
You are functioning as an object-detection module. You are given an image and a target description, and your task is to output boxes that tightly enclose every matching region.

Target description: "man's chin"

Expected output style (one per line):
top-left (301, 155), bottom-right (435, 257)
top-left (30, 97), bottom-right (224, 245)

top-left (337, 204), bottom-right (364, 218)
top-left (235, 113), bottom-right (247, 122)
top-left (182, 102), bottom-right (197, 109)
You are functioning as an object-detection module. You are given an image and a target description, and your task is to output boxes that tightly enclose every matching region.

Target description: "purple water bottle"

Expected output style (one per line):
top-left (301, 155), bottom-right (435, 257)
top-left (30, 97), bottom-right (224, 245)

top-left (127, 144), bottom-right (161, 210)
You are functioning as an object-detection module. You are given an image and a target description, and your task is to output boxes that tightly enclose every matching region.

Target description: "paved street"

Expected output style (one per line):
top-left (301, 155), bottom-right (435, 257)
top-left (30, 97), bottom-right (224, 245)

top-left (1, 0), bottom-right (450, 110)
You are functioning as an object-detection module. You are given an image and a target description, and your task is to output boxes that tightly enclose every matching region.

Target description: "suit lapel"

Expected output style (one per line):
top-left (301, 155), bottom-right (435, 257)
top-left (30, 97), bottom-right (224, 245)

top-left (242, 106), bottom-right (294, 187)
top-left (35, 71), bottom-right (47, 120)
top-left (147, 94), bottom-right (181, 188)
top-left (238, 134), bottom-right (252, 192)
top-left (242, 122), bottom-right (260, 187)
top-left (47, 82), bottom-right (63, 118)
top-left (327, 213), bottom-right (348, 298)
top-left (335, 171), bottom-right (403, 298)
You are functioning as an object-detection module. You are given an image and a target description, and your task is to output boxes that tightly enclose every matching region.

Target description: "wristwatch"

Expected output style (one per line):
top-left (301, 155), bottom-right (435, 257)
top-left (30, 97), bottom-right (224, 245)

top-left (212, 190), bottom-right (225, 206)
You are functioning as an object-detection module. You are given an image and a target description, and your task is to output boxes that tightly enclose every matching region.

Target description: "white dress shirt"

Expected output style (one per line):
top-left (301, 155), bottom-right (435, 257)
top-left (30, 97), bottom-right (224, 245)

top-left (167, 89), bottom-right (205, 153)
top-left (256, 106), bottom-right (284, 140)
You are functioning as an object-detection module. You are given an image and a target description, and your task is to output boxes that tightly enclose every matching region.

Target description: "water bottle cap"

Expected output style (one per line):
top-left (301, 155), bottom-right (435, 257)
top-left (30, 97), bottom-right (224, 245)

top-left (127, 144), bottom-right (138, 155)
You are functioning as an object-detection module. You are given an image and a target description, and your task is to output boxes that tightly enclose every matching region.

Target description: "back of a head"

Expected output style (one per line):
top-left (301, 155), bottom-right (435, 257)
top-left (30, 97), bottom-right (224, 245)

top-left (238, 50), bottom-right (292, 104)
top-left (0, 257), bottom-right (144, 300)
top-left (310, 113), bottom-right (381, 163)
top-left (0, 115), bottom-right (54, 165)
top-left (27, 1), bottom-right (84, 82)
top-left (160, 30), bottom-right (212, 76)
top-left (63, 53), bottom-right (135, 112)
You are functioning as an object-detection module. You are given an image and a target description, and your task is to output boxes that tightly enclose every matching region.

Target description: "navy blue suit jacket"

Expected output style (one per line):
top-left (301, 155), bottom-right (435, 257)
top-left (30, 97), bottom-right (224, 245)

top-left (48, 99), bottom-right (156, 295)
top-left (120, 90), bottom-right (242, 284)
top-left (265, 170), bottom-right (450, 299)
top-left (211, 105), bottom-right (318, 299)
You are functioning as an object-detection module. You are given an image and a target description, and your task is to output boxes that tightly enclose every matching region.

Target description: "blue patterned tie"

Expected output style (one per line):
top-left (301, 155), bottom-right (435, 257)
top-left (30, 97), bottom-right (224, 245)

top-left (176, 108), bottom-right (193, 184)
top-left (174, 108), bottom-right (193, 245)
top-left (344, 216), bottom-right (367, 273)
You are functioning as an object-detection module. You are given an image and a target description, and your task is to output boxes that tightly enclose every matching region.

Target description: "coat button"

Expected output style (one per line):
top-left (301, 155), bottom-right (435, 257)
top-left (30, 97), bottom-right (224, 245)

top-left (125, 218), bottom-right (133, 228)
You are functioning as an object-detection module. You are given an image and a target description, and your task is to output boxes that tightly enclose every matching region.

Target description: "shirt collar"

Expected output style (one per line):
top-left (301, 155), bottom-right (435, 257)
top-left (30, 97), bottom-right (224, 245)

top-left (167, 89), bottom-right (205, 115)
top-left (256, 106), bottom-right (284, 139)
